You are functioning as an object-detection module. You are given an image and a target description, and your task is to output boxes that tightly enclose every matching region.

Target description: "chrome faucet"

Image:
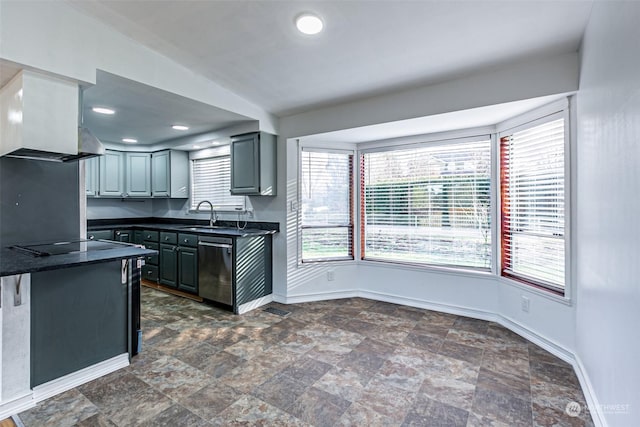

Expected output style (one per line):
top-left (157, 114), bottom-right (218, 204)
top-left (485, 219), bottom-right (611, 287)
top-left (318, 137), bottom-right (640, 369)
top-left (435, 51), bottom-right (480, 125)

top-left (196, 200), bottom-right (217, 226)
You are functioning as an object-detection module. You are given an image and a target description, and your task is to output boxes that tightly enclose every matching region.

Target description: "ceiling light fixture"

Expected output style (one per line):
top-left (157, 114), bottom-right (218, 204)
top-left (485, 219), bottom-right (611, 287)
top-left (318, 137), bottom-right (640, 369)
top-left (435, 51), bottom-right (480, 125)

top-left (172, 125), bottom-right (189, 131)
top-left (211, 141), bottom-right (220, 146)
top-left (122, 138), bottom-right (137, 143)
top-left (193, 145), bottom-right (201, 149)
top-left (295, 13), bottom-right (323, 35)
top-left (92, 107), bottom-right (115, 115)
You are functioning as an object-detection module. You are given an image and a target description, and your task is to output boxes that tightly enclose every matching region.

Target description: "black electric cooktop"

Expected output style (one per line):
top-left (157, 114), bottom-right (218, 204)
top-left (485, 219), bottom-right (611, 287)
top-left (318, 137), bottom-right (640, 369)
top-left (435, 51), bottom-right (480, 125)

top-left (10, 239), bottom-right (131, 257)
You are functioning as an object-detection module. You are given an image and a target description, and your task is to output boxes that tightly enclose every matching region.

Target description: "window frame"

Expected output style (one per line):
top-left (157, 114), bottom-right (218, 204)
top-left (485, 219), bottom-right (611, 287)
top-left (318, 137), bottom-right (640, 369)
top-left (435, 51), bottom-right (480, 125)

top-left (497, 102), bottom-right (571, 298)
top-left (358, 135), bottom-right (494, 272)
top-left (297, 145), bottom-right (356, 264)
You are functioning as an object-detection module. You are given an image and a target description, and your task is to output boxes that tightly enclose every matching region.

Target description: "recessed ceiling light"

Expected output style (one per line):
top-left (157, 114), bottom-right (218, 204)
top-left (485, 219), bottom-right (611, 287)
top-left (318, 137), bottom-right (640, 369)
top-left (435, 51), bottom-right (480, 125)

top-left (296, 13), bottom-right (323, 35)
top-left (122, 138), bottom-right (137, 143)
top-left (193, 145), bottom-right (201, 149)
top-left (172, 125), bottom-right (189, 131)
top-left (92, 107), bottom-right (115, 115)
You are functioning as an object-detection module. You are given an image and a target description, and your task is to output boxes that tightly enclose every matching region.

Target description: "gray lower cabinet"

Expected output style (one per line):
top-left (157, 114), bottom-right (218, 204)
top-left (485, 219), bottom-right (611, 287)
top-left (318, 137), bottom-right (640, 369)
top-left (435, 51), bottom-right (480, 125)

top-left (158, 232), bottom-right (198, 294)
top-left (177, 233), bottom-right (198, 293)
top-left (178, 247), bottom-right (198, 293)
top-left (159, 231), bottom-right (178, 288)
top-left (230, 132), bottom-right (276, 196)
top-left (125, 152), bottom-right (151, 197)
top-left (159, 243), bottom-right (178, 288)
top-left (142, 230), bottom-right (159, 283)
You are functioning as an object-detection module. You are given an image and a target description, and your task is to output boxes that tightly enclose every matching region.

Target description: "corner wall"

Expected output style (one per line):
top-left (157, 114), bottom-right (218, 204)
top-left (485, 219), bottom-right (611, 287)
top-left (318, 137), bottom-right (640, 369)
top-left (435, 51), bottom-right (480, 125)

top-left (576, 3), bottom-right (640, 426)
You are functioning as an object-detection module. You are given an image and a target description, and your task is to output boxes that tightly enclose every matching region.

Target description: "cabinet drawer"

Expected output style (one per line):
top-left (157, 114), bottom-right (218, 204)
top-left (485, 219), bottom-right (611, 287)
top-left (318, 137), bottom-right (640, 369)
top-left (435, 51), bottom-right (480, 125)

top-left (142, 265), bottom-right (158, 282)
top-left (143, 230), bottom-right (159, 242)
top-left (178, 233), bottom-right (198, 247)
top-left (144, 242), bottom-right (159, 265)
top-left (87, 229), bottom-right (113, 240)
top-left (160, 232), bottom-right (177, 245)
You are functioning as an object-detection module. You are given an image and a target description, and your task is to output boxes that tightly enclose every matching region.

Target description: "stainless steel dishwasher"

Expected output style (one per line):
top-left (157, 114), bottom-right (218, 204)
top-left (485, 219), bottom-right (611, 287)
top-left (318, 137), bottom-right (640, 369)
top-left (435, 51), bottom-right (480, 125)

top-left (198, 236), bottom-right (233, 305)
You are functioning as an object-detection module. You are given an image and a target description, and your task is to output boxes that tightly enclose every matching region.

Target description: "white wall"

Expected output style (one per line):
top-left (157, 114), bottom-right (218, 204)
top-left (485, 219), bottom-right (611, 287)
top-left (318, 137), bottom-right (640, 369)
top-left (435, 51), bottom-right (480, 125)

top-left (576, 3), bottom-right (640, 426)
top-left (280, 52), bottom-right (579, 138)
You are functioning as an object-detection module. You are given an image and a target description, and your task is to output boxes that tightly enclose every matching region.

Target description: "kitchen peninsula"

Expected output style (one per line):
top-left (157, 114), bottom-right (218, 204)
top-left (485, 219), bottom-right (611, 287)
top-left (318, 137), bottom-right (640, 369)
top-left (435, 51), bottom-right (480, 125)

top-left (0, 240), bottom-right (155, 419)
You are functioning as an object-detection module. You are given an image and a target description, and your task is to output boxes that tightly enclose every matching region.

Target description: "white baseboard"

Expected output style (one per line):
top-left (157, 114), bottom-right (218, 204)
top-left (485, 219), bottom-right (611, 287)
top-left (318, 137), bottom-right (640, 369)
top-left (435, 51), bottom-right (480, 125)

top-left (573, 355), bottom-right (607, 427)
top-left (0, 393), bottom-right (34, 421)
top-left (359, 290), bottom-right (498, 321)
top-left (237, 294), bottom-right (274, 314)
top-left (32, 353), bottom-right (129, 403)
top-left (280, 289), bottom-right (359, 304)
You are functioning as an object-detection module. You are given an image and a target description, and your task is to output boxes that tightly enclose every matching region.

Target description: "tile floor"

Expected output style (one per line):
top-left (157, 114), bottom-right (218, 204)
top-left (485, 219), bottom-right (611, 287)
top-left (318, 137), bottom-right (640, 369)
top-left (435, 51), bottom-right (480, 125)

top-left (17, 287), bottom-right (594, 426)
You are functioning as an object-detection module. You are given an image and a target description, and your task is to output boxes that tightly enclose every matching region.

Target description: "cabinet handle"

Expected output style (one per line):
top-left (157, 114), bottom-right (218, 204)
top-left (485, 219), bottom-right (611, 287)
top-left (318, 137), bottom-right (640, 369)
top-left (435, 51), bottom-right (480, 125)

top-left (184, 239), bottom-right (189, 243)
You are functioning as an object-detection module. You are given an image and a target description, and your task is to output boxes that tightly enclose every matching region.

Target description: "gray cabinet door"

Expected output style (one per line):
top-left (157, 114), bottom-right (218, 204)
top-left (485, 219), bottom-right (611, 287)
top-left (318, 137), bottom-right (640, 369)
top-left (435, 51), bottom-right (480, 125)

top-left (151, 151), bottom-right (170, 197)
top-left (99, 150), bottom-right (125, 197)
top-left (125, 152), bottom-right (151, 197)
top-left (178, 247), bottom-right (198, 294)
top-left (159, 243), bottom-right (178, 288)
top-left (230, 133), bottom-right (260, 195)
top-left (85, 156), bottom-right (99, 197)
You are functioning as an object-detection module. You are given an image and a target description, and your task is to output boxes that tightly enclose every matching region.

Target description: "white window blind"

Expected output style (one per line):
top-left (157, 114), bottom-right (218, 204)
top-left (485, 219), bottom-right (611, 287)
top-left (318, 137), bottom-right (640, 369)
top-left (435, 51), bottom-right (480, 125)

top-left (191, 155), bottom-right (244, 210)
top-left (500, 118), bottom-right (565, 292)
top-left (362, 140), bottom-right (491, 269)
top-left (300, 149), bottom-right (353, 262)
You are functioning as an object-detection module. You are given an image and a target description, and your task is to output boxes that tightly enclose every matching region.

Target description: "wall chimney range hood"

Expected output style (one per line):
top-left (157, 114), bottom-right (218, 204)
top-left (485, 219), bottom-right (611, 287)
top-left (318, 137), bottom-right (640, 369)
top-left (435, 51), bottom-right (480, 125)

top-left (0, 69), bottom-right (105, 162)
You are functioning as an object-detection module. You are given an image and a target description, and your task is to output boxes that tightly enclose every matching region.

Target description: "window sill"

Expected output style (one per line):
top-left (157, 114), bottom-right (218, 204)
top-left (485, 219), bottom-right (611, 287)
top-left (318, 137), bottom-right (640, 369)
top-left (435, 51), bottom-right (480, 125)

top-left (297, 258), bottom-right (356, 268)
top-left (358, 258), bottom-right (494, 281)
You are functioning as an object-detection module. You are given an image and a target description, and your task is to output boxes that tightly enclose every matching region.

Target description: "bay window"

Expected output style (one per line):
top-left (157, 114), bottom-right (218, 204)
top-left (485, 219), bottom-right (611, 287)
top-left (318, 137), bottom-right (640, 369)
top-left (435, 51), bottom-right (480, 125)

top-left (361, 139), bottom-right (492, 269)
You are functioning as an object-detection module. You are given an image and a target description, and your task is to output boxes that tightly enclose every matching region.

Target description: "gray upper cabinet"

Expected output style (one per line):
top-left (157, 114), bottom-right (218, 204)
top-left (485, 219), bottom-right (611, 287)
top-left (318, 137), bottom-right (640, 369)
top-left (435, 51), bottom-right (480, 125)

top-left (230, 132), bottom-right (276, 196)
top-left (89, 149), bottom-right (187, 198)
top-left (151, 150), bottom-right (189, 198)
top-left (99, 150), bottom-right (125, 197)
top-left (85, 156), bottom-right (99, 197)
top-left (125, 152), bottom-right (151, 197)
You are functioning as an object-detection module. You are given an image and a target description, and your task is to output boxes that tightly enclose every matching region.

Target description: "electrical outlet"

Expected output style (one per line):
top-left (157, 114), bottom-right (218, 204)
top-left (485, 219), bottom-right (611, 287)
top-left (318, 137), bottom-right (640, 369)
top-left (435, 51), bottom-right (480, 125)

top-left (521, 296), bottom-right (530, 313)
top-left (327, 270), bottom-right (335, 281)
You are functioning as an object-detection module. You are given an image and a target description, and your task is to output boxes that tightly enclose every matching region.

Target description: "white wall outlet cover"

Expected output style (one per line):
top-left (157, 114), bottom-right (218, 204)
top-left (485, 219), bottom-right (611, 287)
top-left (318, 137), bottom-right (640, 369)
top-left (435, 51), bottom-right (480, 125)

top-left (521, 296), bottom-right (530, 312)
top-left (327, 270), bottom-right (335, 281)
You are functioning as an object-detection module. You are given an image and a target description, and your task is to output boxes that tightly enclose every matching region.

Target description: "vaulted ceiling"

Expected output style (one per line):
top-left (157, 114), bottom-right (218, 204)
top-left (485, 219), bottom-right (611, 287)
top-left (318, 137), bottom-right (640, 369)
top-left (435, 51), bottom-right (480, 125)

top-left (68, 0), bottom-right (593, 117)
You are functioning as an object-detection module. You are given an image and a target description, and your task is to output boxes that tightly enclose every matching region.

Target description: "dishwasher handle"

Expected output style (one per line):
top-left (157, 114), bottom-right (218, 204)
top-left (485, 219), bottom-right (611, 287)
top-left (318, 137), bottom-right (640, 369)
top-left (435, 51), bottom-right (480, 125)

top-left (198, 241), bottom-right (232, 249)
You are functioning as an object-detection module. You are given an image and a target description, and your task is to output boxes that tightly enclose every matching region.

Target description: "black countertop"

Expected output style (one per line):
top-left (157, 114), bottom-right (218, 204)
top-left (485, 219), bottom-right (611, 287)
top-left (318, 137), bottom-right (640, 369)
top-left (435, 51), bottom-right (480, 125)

top-left (88, 220), bottom-right (279, 238)
top-left (0, 245), bottom-right (156, 277)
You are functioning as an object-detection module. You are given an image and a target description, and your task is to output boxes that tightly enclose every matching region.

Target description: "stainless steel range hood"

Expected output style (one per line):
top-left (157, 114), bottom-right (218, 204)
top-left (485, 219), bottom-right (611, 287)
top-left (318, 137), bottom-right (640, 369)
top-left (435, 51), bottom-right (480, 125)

top-left (6, 127), bottom-right (105, 162)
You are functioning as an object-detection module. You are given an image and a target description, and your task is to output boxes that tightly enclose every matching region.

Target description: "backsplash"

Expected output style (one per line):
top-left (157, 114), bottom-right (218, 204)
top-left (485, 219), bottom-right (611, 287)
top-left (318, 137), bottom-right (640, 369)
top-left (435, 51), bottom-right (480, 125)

top-left (86, 198), bottom-right (153, 219)
top-left (87, 197), bottom-right (256, 223)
